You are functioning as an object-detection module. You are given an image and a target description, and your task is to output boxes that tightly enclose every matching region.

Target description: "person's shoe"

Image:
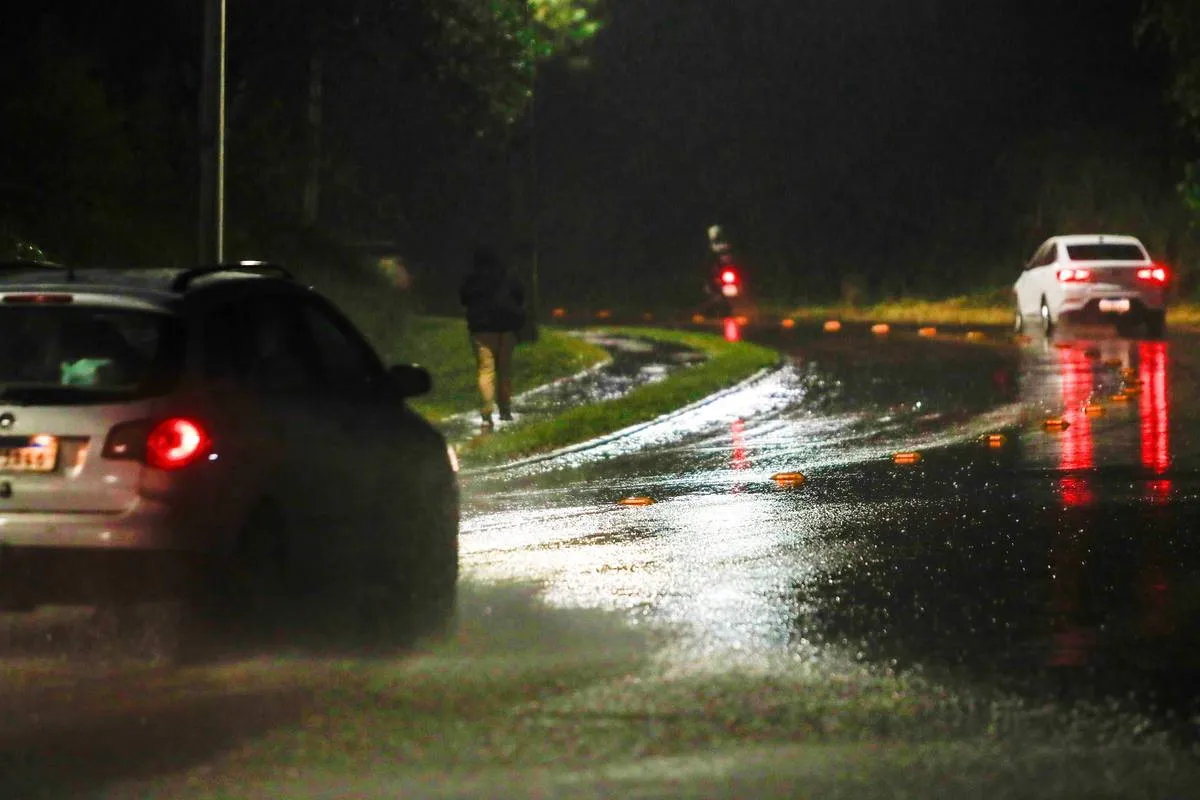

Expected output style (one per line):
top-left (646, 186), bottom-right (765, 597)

top-left (480, 414), bottom-right (494, 431)
top-left (498, 409), bottom-right (513, 422)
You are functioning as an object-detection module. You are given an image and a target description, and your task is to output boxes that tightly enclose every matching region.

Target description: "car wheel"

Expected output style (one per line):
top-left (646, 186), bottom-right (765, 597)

top-left (1039, 299), bottom-right (1054, 336)
top-left (201, 502), bottom-right (291, 648)
top-left (1146, 310), bottom-right (1167, 340)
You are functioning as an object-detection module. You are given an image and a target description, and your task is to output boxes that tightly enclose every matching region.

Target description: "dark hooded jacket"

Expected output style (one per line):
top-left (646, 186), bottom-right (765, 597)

top-left (459, 251), bottom-right (526, 334)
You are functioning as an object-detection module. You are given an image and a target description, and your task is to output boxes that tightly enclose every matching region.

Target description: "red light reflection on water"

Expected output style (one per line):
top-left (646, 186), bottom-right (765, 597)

top-left (1138, 340), bottom-right (1170, 475)
top-left (730, 418), bottom-right (749, 471)
top-left (1057, 346), bottom-right (1094, 506)
top-left (723, 317), bottom-right (741, 342)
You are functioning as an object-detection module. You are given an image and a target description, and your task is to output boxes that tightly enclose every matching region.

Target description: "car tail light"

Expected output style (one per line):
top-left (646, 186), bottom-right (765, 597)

top-left (1137, 265), bottom-right (1168, 284)
top-left (1056, 268), bottom-right (1091, 283)
top-left (721, 269), bottom-right (739, 285)
top-left (103, 417), bottom-right (210, 470)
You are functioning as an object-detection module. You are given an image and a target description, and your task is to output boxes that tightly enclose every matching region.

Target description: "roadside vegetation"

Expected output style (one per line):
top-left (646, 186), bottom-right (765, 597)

top-left (784, 289), bottom-right (1200, 328)
top-left (459, 327), bottom-right (779, 465)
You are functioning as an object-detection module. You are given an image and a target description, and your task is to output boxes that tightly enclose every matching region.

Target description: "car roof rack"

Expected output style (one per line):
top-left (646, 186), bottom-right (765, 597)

top-left (169, 262), bottom-right (294, 293)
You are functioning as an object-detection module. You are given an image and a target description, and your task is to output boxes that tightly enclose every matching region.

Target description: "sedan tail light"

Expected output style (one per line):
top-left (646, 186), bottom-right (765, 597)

top-left (1056, 268), bottom-right (1091, 283)
top-left (1137, 265), bottom-right (1168, 284)
top-left (103, 417), bottom-right (211, 470)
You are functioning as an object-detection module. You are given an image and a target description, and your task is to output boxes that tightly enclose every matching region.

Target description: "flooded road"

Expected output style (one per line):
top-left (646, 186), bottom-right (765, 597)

top-left (461, 324), bottom-right (1200, 725)
top-left (6, 323), bottom-right (1200, 798)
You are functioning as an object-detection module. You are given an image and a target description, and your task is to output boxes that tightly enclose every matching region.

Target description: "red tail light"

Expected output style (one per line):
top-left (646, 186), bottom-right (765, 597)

top-left (1056, 268), bottom-right (1091, 283)
top-left (103, 417), bottom-right (210, 470)
top-left (1137, 266), bottom-right (1168, 284)
top-left (2, 294), bottom-right (74, 304)
top-left (721, 269), bottom-right (739, 285)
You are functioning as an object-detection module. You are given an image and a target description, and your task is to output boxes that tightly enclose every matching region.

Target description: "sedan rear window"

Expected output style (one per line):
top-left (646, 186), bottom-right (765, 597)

top-left (1065, 244), bottom-right (1146, 262)
top-left (0, 306), bottom-right (183, 404)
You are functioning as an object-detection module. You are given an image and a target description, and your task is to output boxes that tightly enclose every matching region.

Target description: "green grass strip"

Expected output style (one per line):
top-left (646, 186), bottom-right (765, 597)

top-left (361, 316), bottom-right (609, 421)
top-left (460, 327), bottom-right (780, 466)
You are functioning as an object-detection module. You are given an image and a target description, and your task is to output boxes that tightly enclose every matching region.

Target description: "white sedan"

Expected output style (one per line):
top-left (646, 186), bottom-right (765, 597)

top-left (1013, 234), bottom-right (1168, 338)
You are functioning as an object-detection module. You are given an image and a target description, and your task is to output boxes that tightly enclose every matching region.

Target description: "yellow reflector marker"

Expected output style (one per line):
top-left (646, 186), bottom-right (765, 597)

top-left (823, 320), bottom-right (842, 332)
top-left (692, 313), bottom-right (706, 324)
top-left (981, 433), bottom-right (1007, 448)
top-left (595, 309), bottom-right (612, 320)
top-left (894, 451), bottom-right (922, 465)
top-left (772, 471), bottom-right (807, 487)
top-left (871, 323), bottom-right (891, 335)
top-left (618, 496), bottom-right (655, 506)
top-left (551, 307), bottom-right (567, 319)
top-left (965, 331), bottom-right (986, 342)
top-left (1084, 403), bottom-right (1106, 417)
top-left (917, 327), bottom-right (937, 337)
top-left (1042, 417), bottom-right (1071, 431)
top-left (781, 318), bottom-right (796, 329)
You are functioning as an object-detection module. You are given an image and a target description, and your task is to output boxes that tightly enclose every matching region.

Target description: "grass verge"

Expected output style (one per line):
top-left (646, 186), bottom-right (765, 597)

top-left (786, 295), bottom-right (1200, 328)
top-left (459, 327), bottom-right (780, 466)
top-left (354, 316), bottom-right (609, 421)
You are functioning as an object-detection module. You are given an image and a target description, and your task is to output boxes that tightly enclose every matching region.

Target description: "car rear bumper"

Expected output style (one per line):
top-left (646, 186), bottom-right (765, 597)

top-left (0, 497), bottom-right (231, 551)
top-left (1059, 297), bottom-right (1164, 324)
top-left (0, 544), bottom-right (211, 607)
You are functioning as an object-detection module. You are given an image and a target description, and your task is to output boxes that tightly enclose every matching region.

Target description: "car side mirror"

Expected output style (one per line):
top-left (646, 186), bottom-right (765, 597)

top-left (386, 363), bottom-right (432, 398)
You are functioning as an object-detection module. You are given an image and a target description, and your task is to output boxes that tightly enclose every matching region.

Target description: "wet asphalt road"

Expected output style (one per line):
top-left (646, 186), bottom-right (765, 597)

top-left (461, 323), bottom-right (1200, 732)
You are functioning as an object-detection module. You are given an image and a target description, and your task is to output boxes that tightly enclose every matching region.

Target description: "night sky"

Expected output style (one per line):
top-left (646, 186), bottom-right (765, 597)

top-left (391, 0), bottom-right (1172, 305)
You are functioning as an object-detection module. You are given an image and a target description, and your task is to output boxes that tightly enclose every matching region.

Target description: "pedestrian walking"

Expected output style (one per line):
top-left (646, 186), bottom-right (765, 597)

top-left (459, 248), bottom-right (526, 431)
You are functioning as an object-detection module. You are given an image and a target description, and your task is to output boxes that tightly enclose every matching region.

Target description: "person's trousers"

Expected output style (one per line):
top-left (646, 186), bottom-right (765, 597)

top-left (471, 331), bottom-right (516, 417)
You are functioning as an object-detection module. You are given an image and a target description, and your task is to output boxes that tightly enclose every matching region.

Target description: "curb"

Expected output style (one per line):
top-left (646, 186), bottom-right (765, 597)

top-left (462, 358), bottom-right (787, 476)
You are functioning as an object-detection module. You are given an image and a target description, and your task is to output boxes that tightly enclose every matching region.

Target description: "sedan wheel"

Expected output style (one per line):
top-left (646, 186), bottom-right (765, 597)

top-left (1039, 301), bottom-right (1054, 335)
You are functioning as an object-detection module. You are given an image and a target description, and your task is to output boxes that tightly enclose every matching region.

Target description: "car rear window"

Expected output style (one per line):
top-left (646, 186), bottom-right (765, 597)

top-left (0, 305), bottom-right (184, 404)
top-left (1065, 244), bottom-right (1146, 262)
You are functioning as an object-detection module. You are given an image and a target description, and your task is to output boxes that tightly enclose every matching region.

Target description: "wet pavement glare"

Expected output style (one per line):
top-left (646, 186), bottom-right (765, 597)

top-left (461, 324), bottom-right (1200, 730)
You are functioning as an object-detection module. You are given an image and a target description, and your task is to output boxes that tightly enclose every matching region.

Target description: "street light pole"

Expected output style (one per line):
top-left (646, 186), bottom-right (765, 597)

top-left (198, 0), bottom-right (227, 264)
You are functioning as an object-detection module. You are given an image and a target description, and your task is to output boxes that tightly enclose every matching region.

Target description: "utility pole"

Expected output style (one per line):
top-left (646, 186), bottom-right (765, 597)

top-left (198, 0), bottom-right (227, 263)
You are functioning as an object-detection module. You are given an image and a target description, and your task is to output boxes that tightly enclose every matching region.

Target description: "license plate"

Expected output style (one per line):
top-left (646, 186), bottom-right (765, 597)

top-left (1099, 298), bottom-right (1131, 313)
top-left (721, 285), bottom-right (739, 298)
top-left (0, 436), bottom-right (59, 473)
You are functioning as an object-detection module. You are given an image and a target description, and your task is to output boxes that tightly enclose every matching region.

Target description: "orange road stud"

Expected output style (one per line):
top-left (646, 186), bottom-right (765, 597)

top-left (965, 331), bottom-right (986, 342)
top-left (917, 327), bottom-right (937, 337)
top-left (735, 315), bottom-right (750, 326)
top-left (551, 307), bottom-right (567, 319)
top-left (692, 313), bottom-right (706, 324)
top-left (1121, 384), bottom-right (1142, 397)
top-left (781, 318), bottom-right (796, 329)
top-left (618, 496), bottom-right (655, 507)
top-left (823, 320), bottom-right (842, 332)
top-left (981, 433), bottom-right (1007, 448)
top-left (1042, 417), bottom-right (1071, 431)
top-left (1084, 403), bottom-right (1106, 418)
top-left (595, 309), bottom-right (612, 320)
top-left (871, 323), bottom-right (891, 335)
top-left (893, 451), bottom-right (922, 465)
top-left (1104, 358), bottom-right (1123, 367)
top-left (772, 471), bottom-right (807, 488)
top-left (1054, 342), bottom-right (1073, 350)
top-left (1110, 392), bottom-right (1132, 403)
top-left (1121, 367), bottom-right (1138, 381)
top-left (1013, 334), bottom-right (1033, 345)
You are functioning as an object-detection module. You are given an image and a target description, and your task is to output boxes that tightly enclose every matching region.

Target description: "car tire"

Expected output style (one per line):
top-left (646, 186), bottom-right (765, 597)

top-left (198, 502), bottom-right (291, 650)
top-left (1039, 299), bottom-right (1054, 336)
top-left (1013, 307), bottom-right (1024, 333)
top-left (1146, 310), bottom-right (1167, 340)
